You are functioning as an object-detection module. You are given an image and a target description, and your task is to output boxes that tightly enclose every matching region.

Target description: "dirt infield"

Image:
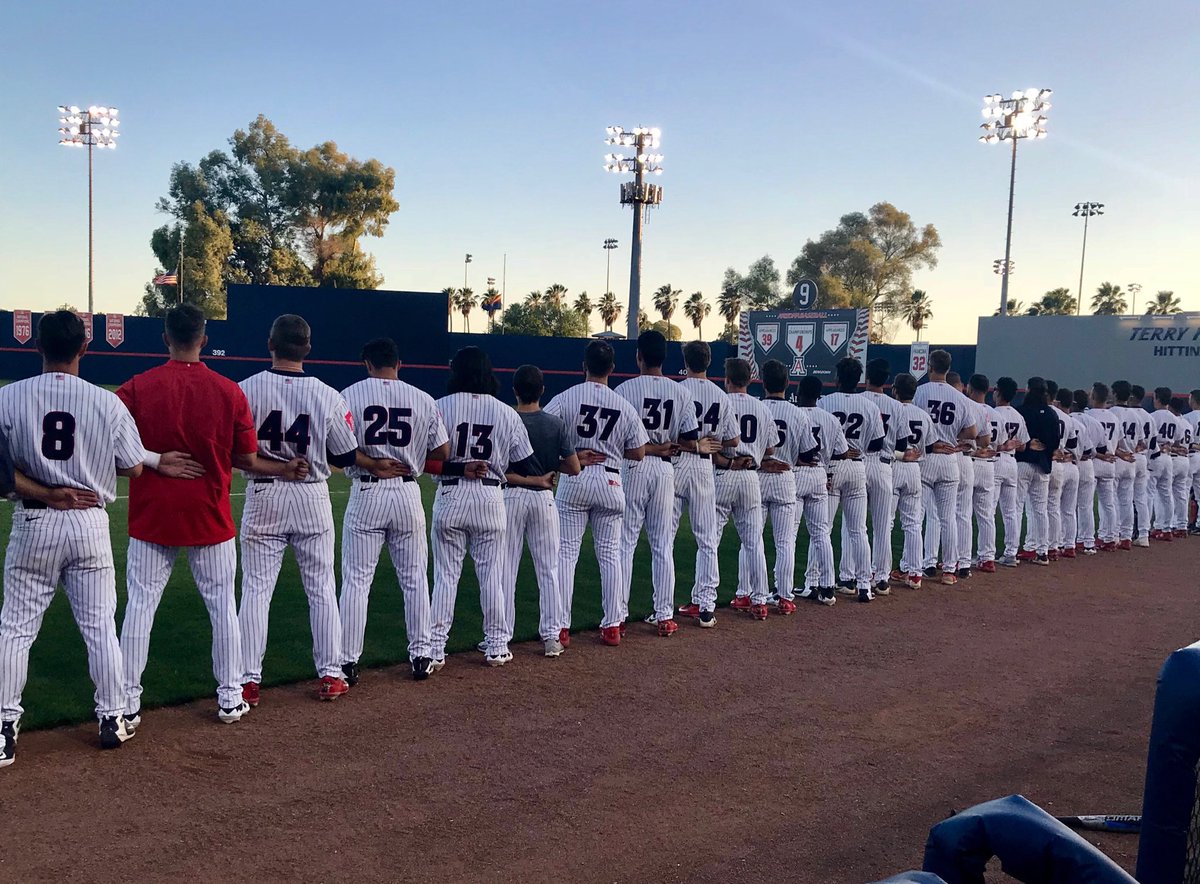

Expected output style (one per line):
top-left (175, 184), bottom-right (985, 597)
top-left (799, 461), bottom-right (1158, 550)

top-left (3, 544), bottom-right (1195, 883)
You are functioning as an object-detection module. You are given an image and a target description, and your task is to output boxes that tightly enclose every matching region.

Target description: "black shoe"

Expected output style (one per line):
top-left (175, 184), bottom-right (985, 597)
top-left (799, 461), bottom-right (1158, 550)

top-left (1034, 553), bottom-right (1050, 566)
top-left (99, 715), bottom-right (134, 750)
top-left (0, 720), bottom-right (17, 768)
top-left (837, 578), bottom-right (855, 590)
top-left (699, 609), bottom-right (716, 627)
top-left (818, 587), bottom-right (837, 607)
top-left (923, 566), bottom-right (938, 578)
top-left (411, 657), bottom-right (434, 681)
top-left (857, 587), bottom-right (874, 603)
top-left (957, 567), bottom-right (972, 580)
top-left (341, 662), bottom-right (360, 687)
top-left (874, 580), bottom-right (891, 597)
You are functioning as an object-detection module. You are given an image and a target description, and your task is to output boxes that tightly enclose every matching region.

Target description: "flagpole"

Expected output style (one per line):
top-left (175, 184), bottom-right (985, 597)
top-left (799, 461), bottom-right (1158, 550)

top-left (178, 226), bottom-right (184, 305)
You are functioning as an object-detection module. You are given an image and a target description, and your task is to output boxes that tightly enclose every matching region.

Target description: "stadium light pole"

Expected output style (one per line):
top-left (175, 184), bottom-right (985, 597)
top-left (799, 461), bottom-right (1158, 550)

top-left (603, 238), bottom-right (618, 296)
top-left (980, 88), bottom-right (1051, 317)
top-left (1128, 281), bottom-right (1142, 316)
top-left (1072, 202), bottom-right (1104, 315)
top-left (58, 104), bottom-right (120, 314)
top-left (464, 252), bottom-right (472, 289)
top-left (605, 126), bottom-right (663, 339)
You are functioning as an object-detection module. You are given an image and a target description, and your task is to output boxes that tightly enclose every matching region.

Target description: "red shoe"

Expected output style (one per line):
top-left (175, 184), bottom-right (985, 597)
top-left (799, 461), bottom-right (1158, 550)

top-left (242, 682), bottom-right (260, 708)
top-left (1097, 541), bottom-right (1114, 551)
top-left (729, 596), bottom-right (752, 612)
top-left (1119, 539), bottom-right (1132, 551)
top-left (1075, 542), bottom-right (1085, 551)
top-left (600, 626), bottom-right (621, 646)
top-left (908, 574), bottom-right (923, 590)
top-left (657, 618), bottom-right (679, 637)
top-left (888, 569), bottom-right (908, 585)
top-left (558, 628), bottom-right (571, 649)
top-left (317, 676), bottom-right (349, 701)
top-left (618, 622), bottom-right (627, 638)
top-left (677, 603), bottom-right (701, 619)
top-left (774, 598), bottom-right (797, 616)
top-left (1048, 549), bottom-right (1059, 562)
top-left (1016, 550), bottom-right (1037, 562)
top-left (941, 572), bottom-right (959, 586)
top-left (750, 604), bottom-right (769, 621)
top-left (1060, 548), bottom-right (1077, 559)
top-left (977, 560), bottom-right (997, 573)
top-left (1174, 530), bottom-right (1188, 539)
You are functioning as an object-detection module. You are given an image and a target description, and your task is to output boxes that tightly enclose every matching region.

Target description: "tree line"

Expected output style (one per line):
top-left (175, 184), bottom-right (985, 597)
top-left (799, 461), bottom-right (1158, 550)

top-left (992, 284), bottom-right (1182, 318)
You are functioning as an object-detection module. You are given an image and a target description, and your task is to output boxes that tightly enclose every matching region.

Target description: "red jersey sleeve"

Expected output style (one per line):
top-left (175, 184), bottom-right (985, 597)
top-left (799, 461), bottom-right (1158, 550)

top-left (116, 377), bottom-right (136, 413)
top-left (231, 387), bottom-right (258, 456)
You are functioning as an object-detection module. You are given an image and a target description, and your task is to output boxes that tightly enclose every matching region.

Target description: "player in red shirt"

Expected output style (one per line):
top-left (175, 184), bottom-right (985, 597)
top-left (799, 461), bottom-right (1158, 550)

top-left (117, 306), bottom-right (307, 727)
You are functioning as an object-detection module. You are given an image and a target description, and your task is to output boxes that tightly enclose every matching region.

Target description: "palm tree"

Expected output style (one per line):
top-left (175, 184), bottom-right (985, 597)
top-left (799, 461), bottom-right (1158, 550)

top-left (442, 286), bottom-right (457, 330)
top-left (455, 287), bottom-right (476, 332)
top-left (717, 284), bottom-right (743, 340)
top-left (1026, 288), bottom-right (1078, 316)
top-left (895, 289), bottom-right (933, 341)
top-left (637, 308), bottom-right (650, 332)
top-left (1144, 290), bottom-right (1182, 315)
top-left (573, 291), bottom-right (594, 333)
top-left (682, 291), bottom-right (711, 335)
top-left (524, 289), bottom-right (543, 308)
top-left (652, 284), bottom-right (681, 337)
top-left (598, 291), bottom-right (622, 332)
top-left (1091, 281), bottom-right (1127, 315)
top-left (544, 283), bottom-right (568, 310)
top-left (993, 299), bottom-right (1025, 316)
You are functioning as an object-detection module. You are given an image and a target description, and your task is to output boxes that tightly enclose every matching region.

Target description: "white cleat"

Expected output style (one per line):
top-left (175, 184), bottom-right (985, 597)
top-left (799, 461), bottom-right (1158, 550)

top-left (485, 650), bottom-right (514, 667)
top-left (219, 701), bottom-right (251, 724)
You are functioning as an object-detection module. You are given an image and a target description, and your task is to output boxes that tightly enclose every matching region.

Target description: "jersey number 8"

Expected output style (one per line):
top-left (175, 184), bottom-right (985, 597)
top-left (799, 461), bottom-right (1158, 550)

top-left (41, 411), bottom-right (76, 461)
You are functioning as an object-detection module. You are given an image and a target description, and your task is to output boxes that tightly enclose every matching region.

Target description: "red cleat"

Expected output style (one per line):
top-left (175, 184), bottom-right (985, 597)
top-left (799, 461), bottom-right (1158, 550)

top-left (941, 572), bottom-right (959, 586)
top-left (657, 618), bottom-right (679, 637)
top-left (729, 596), bottom-right (752, 612)
top-left (1119, 539), bottom-right (1132, 551)
top-left (1016, 550), bottom-right (1037, 562)
top-left (317, 676), bottom-right (349, 701)
top-left (677, 603), bottom-right (701, 619)
top-left (774, 598), bottom-right (797, 615)
top-left (558, 628), bottom-right (571, 649)
top-left (1075, 542), bottom-right (1085, 551)
top-left (242, 682), bottom-right (260, 708)
top-left (1060, 547), bottom-right (1076, 559)
top-left (977, 560), bottom-right (997, 573)
top-left (600, 626), bottom-right (621, 646)
top-left (1173, 530), bottom-right (1188, 539)
top-left (908, 574), bottom-right (923, 590)
top-left (1048, 549), bottom-right (1059, 562)
top-left (618, 622), bottom-right (627, 638)
top-left (750, 604), bottom-right (769, 621)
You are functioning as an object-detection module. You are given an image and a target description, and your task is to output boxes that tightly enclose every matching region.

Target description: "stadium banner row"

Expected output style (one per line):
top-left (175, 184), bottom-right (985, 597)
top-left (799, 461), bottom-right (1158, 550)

top-left (738, 308), bottom-right (870, 383)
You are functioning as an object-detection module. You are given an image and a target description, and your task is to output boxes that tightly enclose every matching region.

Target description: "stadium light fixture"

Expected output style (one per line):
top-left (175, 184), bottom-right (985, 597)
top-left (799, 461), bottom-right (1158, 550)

top-left (603, 238), bottom-right (618, 299)
top-left (1127, 282), bottom-right (1141, 316)
top-left (603, 126), bottom-right (663, 339)
top-left (1072, 202), bottom-right (1104, 315)
top-left (979, 88), bottom-right (1051, 317)
top-left (58, 104), bottom-right (121, 313)
top-left (992, 258), bottom-right (1014, 276)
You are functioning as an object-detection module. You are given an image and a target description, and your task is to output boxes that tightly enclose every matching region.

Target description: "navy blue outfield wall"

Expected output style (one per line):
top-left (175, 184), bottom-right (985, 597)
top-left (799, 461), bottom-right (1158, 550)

top-left (0, 284), bottom-right (976, 403)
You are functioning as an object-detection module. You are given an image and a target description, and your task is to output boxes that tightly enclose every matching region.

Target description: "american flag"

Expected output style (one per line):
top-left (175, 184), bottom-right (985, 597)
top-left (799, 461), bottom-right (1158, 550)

top-left (152, 269), bottom-right (178, 286)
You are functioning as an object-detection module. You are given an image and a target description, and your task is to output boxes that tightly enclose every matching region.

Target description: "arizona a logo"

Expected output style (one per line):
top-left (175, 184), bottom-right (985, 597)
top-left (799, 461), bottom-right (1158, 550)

top-left (786, 323), bottom-right (815, 374)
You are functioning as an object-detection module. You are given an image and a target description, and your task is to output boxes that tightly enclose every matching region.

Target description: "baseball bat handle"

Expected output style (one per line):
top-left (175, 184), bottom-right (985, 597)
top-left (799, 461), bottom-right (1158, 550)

top-left (1056, 814), bottom-right (1141, 833)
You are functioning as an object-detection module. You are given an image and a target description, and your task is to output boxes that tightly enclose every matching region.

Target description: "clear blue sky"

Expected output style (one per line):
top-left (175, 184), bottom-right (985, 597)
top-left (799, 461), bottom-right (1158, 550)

top-left (3, 0), bottom-right (1197, 342)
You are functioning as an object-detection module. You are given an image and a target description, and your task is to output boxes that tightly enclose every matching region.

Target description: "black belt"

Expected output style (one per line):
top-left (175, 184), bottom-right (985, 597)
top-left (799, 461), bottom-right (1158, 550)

top-left (252, 478), bottom-right (274, 484)
top-left (502, 484), bottom-right (550, 492)
top-left (1150, 452), bottom-right (1161, 460)
top-left (358, 475), bottom-right (415, 483)
top-left (20, 499), bottom-right (46, 509)
top-left (880, 457), bottom-right (893, 465)
top-left (656, 455), bottom-right (672, 463)
top-left (442, 478), bottom-right (500, 487)
top-left (604, 466), bottom-right (620, 474)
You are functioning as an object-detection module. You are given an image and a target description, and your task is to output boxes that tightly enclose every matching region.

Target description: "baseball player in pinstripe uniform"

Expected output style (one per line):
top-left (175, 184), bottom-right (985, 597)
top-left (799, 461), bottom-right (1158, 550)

top-left (1086, 383), bottom-right (1123, 551)
top-left (545, 341), bottom-right (648, 646)
top-left (888, 373), bottom-right (932, 589)
top-left (503, 365), bottom-right (580, 657)
top-left (964, 375), bottom-right (1000, 571)
top-left (118, 306), bottom-right (307, 730)
top-left (1015, 377), bottom-right (1060, 564)
top-left (238, 314), bottom-right (370, 705)
top-left (1147, 387), bottom-right (1177, 539)
top-left (429, 347), bottom-right (540, 668)
top-left (944, 372), bottom-right (987, 579)
top-left (795, 375), bottom-right (845, 606)
top-left (1110, 380), bottom-right (1143, 550)
top-left (912, 350), bottom-right (977, 585)
top-left (1169, 397), bottom-right (1192, 535)
top-left (1040, 381), bottom-right (1074, 560)
top-left (861, 358), bottom-right (905, 593)
top-left (820, 357), bottom-right (885, 602)
top-left (992, 379), bottom-right (1032, 565)
top-left (1188, 390), bottom-right (1200, 535)
top-left (717, 358), bottom-right (776, 619)
top-left (673, 342), bottom-right (738, 628)
top-left (1072, 390), bottom-right (1104, 555)
top-left (340, 337), bottom-right (464, 685)
top-left (0, 311), bottom-right (151, 763)
top-left (757, 359), bottom-right (818, 613)
top-left (1130, 384), bottom-right (1154, 544)
top-left (1051, 388), bottom-right (1081, 558)
top-left (616, 332), bottom-right (701, 636)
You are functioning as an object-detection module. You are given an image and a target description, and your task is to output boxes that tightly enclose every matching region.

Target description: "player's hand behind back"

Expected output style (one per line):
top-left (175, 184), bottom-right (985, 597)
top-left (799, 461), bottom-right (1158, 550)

top-left (464, 461), bottom-right (490, 480)
top-left (44, 486), bottom-right (101, 510)
top-left (367, 458), bottom-right (411, 480)
top-left (696, 436), bottom-right (722, 456)
top-left (158, 451), bottom-right (206, 479)
top-left (577, 449), bottom-right (606, 467)
top-left (283, 457), bottom-right (310, 481)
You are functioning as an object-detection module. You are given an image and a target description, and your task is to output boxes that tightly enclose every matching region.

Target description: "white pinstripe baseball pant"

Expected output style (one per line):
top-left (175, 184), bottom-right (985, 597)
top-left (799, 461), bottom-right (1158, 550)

top-left (865, 456), bottom-right (894, 584)
top-left (1115, 458), bottom-right (1136, 541)
top-left (756, 470), bottom-right (797, 599)
top-left (920, 453), bottom-right (960, 572)
top-left (1058, 462), bottom-right (1079, 550)
top-left (794, 467), bottom-right (833, 592)
top-left (502, 486), bottom-right (562, 642)
top-left (889, 461), bottom-right (924, 575)
top-left (829, 459), bottom-right (871, 589)
top-left (340, 478), bottom-right (432, 664)
top-left (972, 458), bottom-right (997, 564)
top-left (556, 468), bottom-right (626, 629)
top-left (993, 455), bottom-right (1021, 558)
top-left (238, 481), bottom-right (343, 683)
top-left (953, 454), bottom-right (974, 571)
top-left (1148, 454), bottom-right (1173, 531)
top-left (430, 481), bottom-right (508, 658)
top-left (0, 506), bottom-right (125, 721)
top-left (1172, 456), bottom-right (1190, 530)
top-left (715, 469), bottom-right (769, 604)
top-left (1075, 460), bottom-right (1097, 549)
top-left (122, 537), bottom-right (241, 711)
top-left (1191, 454), bottom-right (1200, 523)
top-left (1044, 462), bottom-right (1065, 555)
top-left (1018, 462), bottom-right (1051, 554)
top-left (620, 458), bottom-right (677, 623)
top-left (1133, 453), bottom-right (1150, 540)
top-left (672, 458), bottom-right (721, 612)
top-left (1092, 461), bottom-right (1118, 543)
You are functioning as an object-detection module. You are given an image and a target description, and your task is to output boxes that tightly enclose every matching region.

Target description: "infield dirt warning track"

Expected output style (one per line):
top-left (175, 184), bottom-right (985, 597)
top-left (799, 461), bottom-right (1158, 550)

top-left (2, 543), bottom-right (1195, 882)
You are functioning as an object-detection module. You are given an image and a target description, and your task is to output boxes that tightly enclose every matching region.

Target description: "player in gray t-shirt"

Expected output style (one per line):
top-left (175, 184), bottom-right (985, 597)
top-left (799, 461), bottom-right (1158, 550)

top-left (504, 366), bottom-right (581, 657)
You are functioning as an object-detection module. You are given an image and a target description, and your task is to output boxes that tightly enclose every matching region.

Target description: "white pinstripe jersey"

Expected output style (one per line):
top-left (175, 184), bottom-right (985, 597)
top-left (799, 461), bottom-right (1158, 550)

top-left (0, 372), bottom-right (144, 504)
top-left (1052, 406), bottom-right (1080, 455)
top-left (912, 381), bottom-right (975, 447)
top-left (724, 392), bottom-right (775, 464)
top-left (800, 406), bottom-right (849, 469)
top-left (614, 375), bottom-right (700, 444)
top-left (897, 402), bottom-right (935, 460)
top-left (678, 377), bottom-right (739, 444)
top-left (435, 392), bottom-right (534, 483)
top-left (977, 403), bottom-right (1002, 450)
top-left (1073, 410), bottom-right (1105, 455)
top-left (993, 405), bottom-right (1032, 458)
top-left (1187, 411), bottom-right (1200, 450)
top-left (860, 390), bottom-right (905, 457)
top-left (342, 377), bottom-right (448, 479)
top-left (1113, 406), bottom-right (1147, 452)
top-left (817, 391), bottom-right (885, 454)
top-left (761, 398), bottom-right (817, 465)
top-left (1136, 409), bottom-right (1155, 451)
top-left (544, 381), bottom-right (648, 467)
top-left (1088, 407), bottom-right (1125, 453)
top-left (239, 369), bottom-right (358, 482)
top-left (1174, 414), bottom-right (1193, 452)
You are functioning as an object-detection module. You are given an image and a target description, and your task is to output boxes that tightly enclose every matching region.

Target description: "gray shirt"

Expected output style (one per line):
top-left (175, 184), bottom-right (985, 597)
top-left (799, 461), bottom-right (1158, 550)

top-left (520, 409), bottom-right (573, 474)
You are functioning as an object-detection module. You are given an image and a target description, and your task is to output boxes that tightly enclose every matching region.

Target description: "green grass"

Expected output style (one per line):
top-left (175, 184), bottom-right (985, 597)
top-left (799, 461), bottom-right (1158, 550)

top-left (2, 473), bottom-right (1017, 730)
